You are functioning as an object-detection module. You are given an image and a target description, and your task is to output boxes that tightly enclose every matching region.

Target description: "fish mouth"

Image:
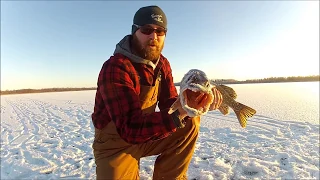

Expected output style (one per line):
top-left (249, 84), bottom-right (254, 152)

top-left (180, 84), bottom-right (214, 117)
top-left (184, 89), bottom-right (208, 107)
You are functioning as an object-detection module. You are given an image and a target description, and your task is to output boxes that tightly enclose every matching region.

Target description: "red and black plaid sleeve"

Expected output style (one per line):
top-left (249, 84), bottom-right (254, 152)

top-left (158, 58), bottom-right (179, 111)
top-left (92, 54), bottom-right (178, 144)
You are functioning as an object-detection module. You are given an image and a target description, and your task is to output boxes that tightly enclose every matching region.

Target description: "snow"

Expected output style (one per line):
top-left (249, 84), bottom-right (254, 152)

top-left (1, 82), bottom-right (319, 179)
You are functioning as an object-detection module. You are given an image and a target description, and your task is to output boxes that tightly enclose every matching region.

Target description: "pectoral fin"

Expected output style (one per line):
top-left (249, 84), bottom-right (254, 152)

top-left (218, 103), bottom-right (230, 115)
top-left (168, 97), bottom-right (181, 114)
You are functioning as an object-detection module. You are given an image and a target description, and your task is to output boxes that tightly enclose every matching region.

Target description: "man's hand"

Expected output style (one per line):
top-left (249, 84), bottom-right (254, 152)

top-left (209, 87), bottom-right (223, 110)
top-left (176, 104), bottom-right (188, 119)
top-left (168, 98), bottom-right (189, 128)
top-left (168, 97), bottom-right (188, 119)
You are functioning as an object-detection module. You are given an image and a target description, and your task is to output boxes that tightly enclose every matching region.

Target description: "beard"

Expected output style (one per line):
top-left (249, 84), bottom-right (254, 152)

top-left (131, 34), bottom-right (164, 62)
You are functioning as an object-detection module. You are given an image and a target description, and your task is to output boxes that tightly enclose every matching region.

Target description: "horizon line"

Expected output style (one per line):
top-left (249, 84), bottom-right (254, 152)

top-left (1, 74), bottom-right (319, 92)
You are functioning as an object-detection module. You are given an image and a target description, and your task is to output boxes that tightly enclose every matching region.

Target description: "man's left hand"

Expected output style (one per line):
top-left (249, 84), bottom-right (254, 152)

top-left (209, 87), bottom-right (223, 110)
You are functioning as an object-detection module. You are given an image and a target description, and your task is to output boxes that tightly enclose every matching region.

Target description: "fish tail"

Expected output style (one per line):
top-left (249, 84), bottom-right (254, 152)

top-left (234, 103), bottom-right (256, 128)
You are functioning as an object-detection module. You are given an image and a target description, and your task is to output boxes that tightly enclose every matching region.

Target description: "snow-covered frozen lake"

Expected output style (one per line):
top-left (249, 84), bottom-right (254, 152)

top-left (1, 82), bottom-right (319, 179)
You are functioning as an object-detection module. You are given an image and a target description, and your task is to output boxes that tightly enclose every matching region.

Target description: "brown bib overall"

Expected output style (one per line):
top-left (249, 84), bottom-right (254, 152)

top-left (93, 71), bottom-right (200, 180)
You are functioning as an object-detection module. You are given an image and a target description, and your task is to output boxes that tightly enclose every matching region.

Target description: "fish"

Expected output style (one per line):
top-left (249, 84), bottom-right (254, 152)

top-left (168, 69), bottom-right (256, 128)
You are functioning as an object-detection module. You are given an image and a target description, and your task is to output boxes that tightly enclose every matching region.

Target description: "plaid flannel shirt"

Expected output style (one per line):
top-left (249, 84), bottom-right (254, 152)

top-left (91, 53), bottom-right (179, 144)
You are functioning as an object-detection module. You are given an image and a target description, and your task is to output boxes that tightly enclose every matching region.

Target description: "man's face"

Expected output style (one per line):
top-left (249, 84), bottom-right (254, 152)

top-left (131, 24), bottom-right (166, 61)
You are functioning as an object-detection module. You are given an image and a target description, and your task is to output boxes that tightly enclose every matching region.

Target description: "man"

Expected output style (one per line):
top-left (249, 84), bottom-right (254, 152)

top-left (91, 5), bottom-right (223, 180)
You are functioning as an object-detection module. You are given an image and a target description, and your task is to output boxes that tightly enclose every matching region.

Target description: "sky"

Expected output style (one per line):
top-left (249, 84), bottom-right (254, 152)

top-left (1, 1), bottom-right (319, 90)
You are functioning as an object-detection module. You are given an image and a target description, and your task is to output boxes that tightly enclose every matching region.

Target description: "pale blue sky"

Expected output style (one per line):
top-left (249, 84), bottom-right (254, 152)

top-left (1, 1), bottom-right (319, 90)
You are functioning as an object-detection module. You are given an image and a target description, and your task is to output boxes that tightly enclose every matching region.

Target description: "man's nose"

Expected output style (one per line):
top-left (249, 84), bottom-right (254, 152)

top-left (148, 31), bottom-right (158, 40)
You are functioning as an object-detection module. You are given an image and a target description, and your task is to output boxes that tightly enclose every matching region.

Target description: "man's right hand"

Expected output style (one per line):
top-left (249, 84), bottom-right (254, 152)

top-left (168, 97), bottom-right (188, 119)
top-left (176, 104), bottom-right (188, 120)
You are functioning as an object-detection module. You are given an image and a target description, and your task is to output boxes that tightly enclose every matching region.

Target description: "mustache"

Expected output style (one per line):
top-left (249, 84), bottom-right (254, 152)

top-left (147, 40), bottom-right (158, 46)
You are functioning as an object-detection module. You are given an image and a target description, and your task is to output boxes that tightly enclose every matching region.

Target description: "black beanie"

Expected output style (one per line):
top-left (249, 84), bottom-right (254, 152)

top-left (131, 5), bottom-right (167, 35)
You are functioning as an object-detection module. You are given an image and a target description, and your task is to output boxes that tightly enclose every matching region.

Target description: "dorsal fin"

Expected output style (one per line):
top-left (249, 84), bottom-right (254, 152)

top-left (216, 84), bottom-right (237, 99)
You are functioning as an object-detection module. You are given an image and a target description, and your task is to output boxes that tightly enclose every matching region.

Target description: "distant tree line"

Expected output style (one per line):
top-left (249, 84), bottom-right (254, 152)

top-left (211, 75), bottom-right (319, 84)
top-left (0, 87), bottom-right (96, 95)
top-left (1, 75), bottom-right (319, 95)
top-left (174, 75), bottom-right (319, 86)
